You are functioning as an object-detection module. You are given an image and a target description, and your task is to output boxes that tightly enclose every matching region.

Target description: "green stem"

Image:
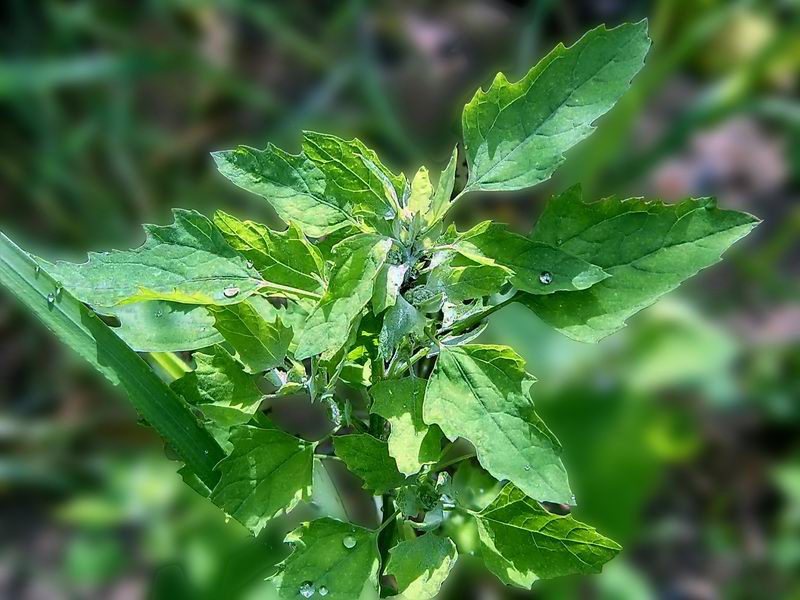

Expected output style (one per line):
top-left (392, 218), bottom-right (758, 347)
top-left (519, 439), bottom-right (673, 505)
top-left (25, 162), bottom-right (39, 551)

top-left (444, 294), bottom-right (517, 336)
top-left (258, 281), bottom-right (322, 300)
top-left (433, 452), bottom-right (477, 472)
top-left (375, 508), bottom-right (401, 534)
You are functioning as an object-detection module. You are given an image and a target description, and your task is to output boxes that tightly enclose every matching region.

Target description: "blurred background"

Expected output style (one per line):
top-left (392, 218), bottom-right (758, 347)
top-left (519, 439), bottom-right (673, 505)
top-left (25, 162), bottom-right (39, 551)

top-left (0, 1), bottom-right (798, 598)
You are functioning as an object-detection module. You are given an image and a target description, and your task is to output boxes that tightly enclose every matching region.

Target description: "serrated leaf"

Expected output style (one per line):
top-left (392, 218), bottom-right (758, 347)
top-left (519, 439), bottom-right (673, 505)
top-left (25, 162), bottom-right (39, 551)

top-left (209, 300), bottom-right (292, 373)
top-left (408, 166), bottom-right (433, 216)
top-left (212, 144), bottom-right (357, 237)
top-left (333, 434), bottom-right (406, 495)
top-left (172, 345), bottom-right (262, 427)
top-left (214, 211), bottom-right (325, 298)
top-left (522, 186), bottom-right (760, 342)
top-left (454, 222), bottom-right (608, 294)
top-left (427, 146), bottom-right (458, 225)
top-left (271, 518), bottom-right (380, 600)
top-left (378, 296), bottom-right (426, 359)
top-left (50, 209), bottom-right (262, 307)
top-left (104, 300), bottom-right (222, 352)
top-left (370, 377), bottom-right (442, 476)
top-left (295, 234), bottom-right (392, 360)
top-left (210, 425), bottom-right (313, 535)
top-left (462, 21), bottom-right (650, 192)
top-left (385, 533), bottom-right (458, 599)
top-left (423, 345), bottom-right (571, 503)
top-left (475, 483), bottom-right (620, 588)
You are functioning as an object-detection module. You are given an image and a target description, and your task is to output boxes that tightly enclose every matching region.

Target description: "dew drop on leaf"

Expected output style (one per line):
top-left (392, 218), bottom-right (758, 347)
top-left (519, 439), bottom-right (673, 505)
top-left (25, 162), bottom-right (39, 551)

top-left (46, 293), bottom-right (55, 306)
top-left (223, 287), bottom-right (240, 298)
top-left (318, 586), bottom-right (329, 596)
top-left (34, 264), bottom-right (41, 277)
top-left (55, 286), bottom-right (63, 300)
top-left (246, 260), bottom-right (254, 269)
top-left (342, 534), bottom-right (357, 549)
top-left (524, 464), bottom-right (531, 472)
top-left (299, 581), bottom-right (315, 598)
top-left (538, 271), bottom-right (553, 285)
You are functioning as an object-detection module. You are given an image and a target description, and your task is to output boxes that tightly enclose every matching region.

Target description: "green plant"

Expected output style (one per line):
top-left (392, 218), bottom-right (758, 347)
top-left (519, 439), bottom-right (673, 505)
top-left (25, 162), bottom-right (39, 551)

top-left (0, 21), bottom-right (758, 598)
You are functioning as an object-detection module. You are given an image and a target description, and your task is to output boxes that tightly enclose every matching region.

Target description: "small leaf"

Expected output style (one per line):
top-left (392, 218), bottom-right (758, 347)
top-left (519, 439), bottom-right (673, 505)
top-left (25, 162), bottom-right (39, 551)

top-left (385, 533), bottom-right (458, 599)
top-left (462, 21), bottom-right (650, 192)
top-left (370, 377), bottom-right (442, 476)
top-left (270, 518), bottom-right (380, 600)
top-left (209, 299), bottom-right (292, 373)
top-left (210, 425), bottom-right (313, 536)
top-left (424, 345), bottom-right (571, 503)
top-left (427, 147), bottom-right (458, 225)
top-left (333, 434), bottom-right (406, 495)
top-left (475, 483), bottom-right (620, 588)
top-left (408, 166), bottom-right (433, 216)
top-left (295, 234), bottom-right (392, 360)
top-left (523, 186), bottom-right (760, 342)
top-left (372, 262), bottom-right (408, 314)
top-left (429, 258), bottom-right (507, 302)
top-left (50, 209), bottom-right (262, 307)
top-left (378, 296), bottom-right (426, 360)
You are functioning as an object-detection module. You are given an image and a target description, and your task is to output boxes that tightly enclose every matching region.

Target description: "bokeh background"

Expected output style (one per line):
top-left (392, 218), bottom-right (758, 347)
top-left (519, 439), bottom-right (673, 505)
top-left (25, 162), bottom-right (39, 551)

top-left (1, 1), bottom-right (798, 598)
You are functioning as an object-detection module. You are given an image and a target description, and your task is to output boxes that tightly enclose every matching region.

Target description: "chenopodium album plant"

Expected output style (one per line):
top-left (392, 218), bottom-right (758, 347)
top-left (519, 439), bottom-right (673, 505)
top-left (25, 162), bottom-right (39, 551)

top-left (0, 21), bottom-right (759, 598)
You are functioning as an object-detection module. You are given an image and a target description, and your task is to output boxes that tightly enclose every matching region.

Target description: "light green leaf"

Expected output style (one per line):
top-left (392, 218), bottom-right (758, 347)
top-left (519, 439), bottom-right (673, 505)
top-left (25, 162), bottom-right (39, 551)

top-left (312, 459), bottom-right (349, 521)
top-left (372, 262), bottom-right (408, 314)
top-left (429, 258), bottom-right (507, 302)
top-left (210, 425), bottom-right (313, 535)
top-left (50, 209), bottom-right (262, 307)
top-left (105, 300), bottom-right (222, 352)
top-left (295, 234), bottom-right (392, 360)
top-left (385, 534), bottom-right (458, 599)
top-left (214, 211), bottom-right (325, 298)
top-left (370, 377), bottom-right (442, 476)
top-left (454, 222), bottom-right (608, 294)
top-left (427, 146), bottom-right (458, 225)
top-left (271, 518), bottom-right (380, 600)
top-left (172, 346), bottom-right (263, 427)
top-left (0, 231), bottom-right (224, 488)
top-left (209, 300), bottom-right (292, 373)
top-left (424, 345), bottom-right (571, 503)
top-left (462, 21), bottom-right (650, 192)
top-left (378, 296), bottom-right (426, 359)
top-left (523, 187), bottom-right (760, 342)
top-left (333, 434), bottom-right (406, 495)
top-left (475, 483), bottom-right (620, 588)
top-left (212, 144), bottom-right (357, 237)
top-left (408, 166), bottom-right (433, 216)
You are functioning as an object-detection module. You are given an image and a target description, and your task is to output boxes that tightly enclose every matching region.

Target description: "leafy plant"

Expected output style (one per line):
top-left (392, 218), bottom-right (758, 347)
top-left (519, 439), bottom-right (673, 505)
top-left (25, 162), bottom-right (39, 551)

top-left (0, 21), bottom-right (759, 598)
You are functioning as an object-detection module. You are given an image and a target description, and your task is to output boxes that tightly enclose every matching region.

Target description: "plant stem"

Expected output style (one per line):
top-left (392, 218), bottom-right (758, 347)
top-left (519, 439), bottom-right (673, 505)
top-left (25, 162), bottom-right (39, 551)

top-left (444, 294), bottom-right (517, 336)
top-left (433, 451), bottom-right (477, 472)
top-left (375, 508), bottom-right (400, 534)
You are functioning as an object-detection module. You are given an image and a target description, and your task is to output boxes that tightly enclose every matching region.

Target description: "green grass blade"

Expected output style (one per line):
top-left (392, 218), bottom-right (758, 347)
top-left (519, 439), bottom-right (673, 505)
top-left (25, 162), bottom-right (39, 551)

top-left (0, 230), bottom-right (224, 487)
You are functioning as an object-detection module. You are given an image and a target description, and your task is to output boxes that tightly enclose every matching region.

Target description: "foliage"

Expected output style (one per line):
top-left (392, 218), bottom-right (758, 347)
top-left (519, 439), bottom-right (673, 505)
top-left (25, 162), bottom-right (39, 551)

top-left (0, 21), bottom-right (760, 597)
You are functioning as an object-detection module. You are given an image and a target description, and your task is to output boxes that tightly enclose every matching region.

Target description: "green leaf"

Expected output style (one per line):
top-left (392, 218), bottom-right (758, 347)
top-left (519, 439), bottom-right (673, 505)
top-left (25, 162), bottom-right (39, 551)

top-left (104, 300), bottom-right (223, 352)
top-left (50, 209), bottom-right (262, 307)
top-left (271, 518), bottom-right (380, 600)
top-left (423, 345), bottom-right (571, 503)
top-left (0, 231), bottom-right (224, 488)
top-left (312, 459), bottom-right (349, 521)
top-left (372, 262), bottom-right (408, 314)
top-left (462, 21), bottom-right (650, 192)
top-left (429, 258), bottom-right (507, 302)
top-left (378, 296), bottom-right (426, 360)
top-left (214, 211), bottom-right (325, 298)
top-left (295, 234), bottom-right (392, 360)
top-left (370, 377), bottom-right (442, 476)
top-left (474, 483), bottom-right (620, 588)
top-left (385, 533), bottom-right (458, 599)
top-left (454, 222), bottom-right (608, 294)
top-left (209, 300), bottom-right (292, 373)
top-left (210, 425), bottom-right (313, 535)
top-left (212, 144), bottom-right (357, 237)
top-left (172, 346), bottom-right (263, 427)
top-left (333, 434), bottom-right (406, 495)
top-left (427, 146), bottom-right (458, 225)
top-left (407, 166), bottom-right (433, 216)
top-left (523, 187), bottom-right (760, 342)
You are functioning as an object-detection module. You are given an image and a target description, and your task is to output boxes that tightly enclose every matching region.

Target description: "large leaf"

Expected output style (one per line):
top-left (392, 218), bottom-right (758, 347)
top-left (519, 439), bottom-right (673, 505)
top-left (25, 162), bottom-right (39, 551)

top-left (270, 518), bottom-right (380, 600)
top-left (370, 377), bottom-right (442, 476)
top-left (462, 21), bottom-right (650, 192)
top-left (209, 300), bottom-right (292, 373)
top-left (454, 222), bottom-right (608, 294)
top-left (49, 209), bottom-right (262, 306)
top-left (214, 211), bottom-right (325, 298)
top-left (295, 234), bottom-right (392, 360)
top-left (0, 231), bottom-right (223, 487)
top-left (212, 144), bottom-right (358, 237)
top-left (333, 434), bottom-right (406, 495)
top-left (523, 187), bottom-right (760, 342)
top-left (385, 533), bottom-right (458, 599)
top-left (424, 345), bottom-right (571, 503)
top-left (210, 425), bottom-right (313, 535)
top-left (475, 483), bottom-right (620, 588)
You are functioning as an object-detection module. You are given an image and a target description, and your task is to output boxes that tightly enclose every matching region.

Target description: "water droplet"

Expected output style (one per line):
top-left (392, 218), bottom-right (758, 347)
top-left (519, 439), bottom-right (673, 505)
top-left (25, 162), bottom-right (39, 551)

top-left (204, 450), bottom-right (209, 455)
top-left (318, 586), bottom-right (329, 596)
top-left (246, 260), bottom-right (254, 269)
top-left (46, 293), bottom-right (55, 306)
top-left (223, 287), bottom-right (240, 298)
top-left (342, 535), bottom-right (357, 549)
top-left (524, 465), bottom-right (531, 472)
top-left (155, 309), bottom-right (164, 318)
top-left (34, 264), bottom-right (41, 277)
top-left (570, 494), bottom-right (577, 505)
top-left (538, 271), bottom-right (552, 285)
top-left (299, 582), bottom-right (315, 598)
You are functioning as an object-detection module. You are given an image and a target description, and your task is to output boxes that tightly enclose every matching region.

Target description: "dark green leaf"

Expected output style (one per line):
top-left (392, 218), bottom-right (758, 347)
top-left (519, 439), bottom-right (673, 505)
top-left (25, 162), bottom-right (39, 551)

top-left (333, 434), bottom-right (406, 495)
